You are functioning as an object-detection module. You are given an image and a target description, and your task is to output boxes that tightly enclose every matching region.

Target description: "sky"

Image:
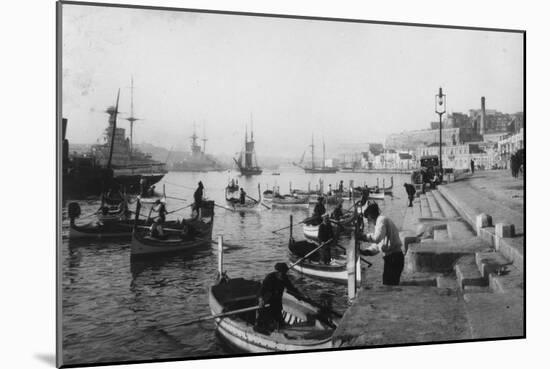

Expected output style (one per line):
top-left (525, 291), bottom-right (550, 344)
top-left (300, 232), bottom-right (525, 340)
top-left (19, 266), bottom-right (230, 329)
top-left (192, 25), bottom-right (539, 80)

top-left (61, 3), bottom-right (524, 158)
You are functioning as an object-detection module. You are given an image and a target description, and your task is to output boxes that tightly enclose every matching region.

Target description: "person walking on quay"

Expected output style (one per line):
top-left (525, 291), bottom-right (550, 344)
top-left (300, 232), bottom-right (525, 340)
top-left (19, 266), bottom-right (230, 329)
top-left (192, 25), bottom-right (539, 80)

top-left (193, 181), bottom-right (204, 219)
top-left (318, 214), bottom-right (335, 264)
top-left (470, 159), bottom-right (475, 174)
top-left (255, 263), bottom-right (303, 333)
top-left (360, 203), bottom-right (404, 286)
top-left (403, 183), bottom-right (416, 207)
top-left (510, 154), bottom-right (517, 178)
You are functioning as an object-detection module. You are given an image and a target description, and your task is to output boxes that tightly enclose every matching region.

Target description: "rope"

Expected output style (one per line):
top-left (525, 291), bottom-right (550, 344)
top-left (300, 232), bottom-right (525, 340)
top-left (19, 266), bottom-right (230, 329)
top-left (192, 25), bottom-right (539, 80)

top-left (163, 181), bottom-right (196, 190)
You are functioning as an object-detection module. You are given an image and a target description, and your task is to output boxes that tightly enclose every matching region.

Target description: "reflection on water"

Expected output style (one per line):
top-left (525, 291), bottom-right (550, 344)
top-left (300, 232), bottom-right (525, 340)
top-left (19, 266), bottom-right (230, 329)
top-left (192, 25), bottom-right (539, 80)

top-left (61, 169), bottom-right (409, 365)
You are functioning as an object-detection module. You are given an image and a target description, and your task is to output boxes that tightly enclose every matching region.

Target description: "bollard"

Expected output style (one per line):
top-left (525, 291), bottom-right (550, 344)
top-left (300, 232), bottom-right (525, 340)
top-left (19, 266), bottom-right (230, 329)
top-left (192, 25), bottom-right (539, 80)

top-left (496, 223), bottom-right (515, 238)
top-left (476, 213), bottom-right (493, 229)
top-left (347, 236), bottom-right (357, 301)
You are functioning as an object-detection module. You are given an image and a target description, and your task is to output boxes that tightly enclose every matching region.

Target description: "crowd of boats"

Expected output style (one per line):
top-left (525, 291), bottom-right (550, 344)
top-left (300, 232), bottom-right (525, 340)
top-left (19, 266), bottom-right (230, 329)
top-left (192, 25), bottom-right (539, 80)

top-left (65, 172), bottom-right (394, 352)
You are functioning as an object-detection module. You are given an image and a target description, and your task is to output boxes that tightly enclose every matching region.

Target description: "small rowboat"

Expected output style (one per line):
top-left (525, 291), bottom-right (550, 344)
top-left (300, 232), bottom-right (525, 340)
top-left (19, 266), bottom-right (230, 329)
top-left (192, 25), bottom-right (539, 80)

top-left (226, 197), bottom-right (261, 211)
top-left (262, 189), bottom-right (273, 200)
top-left (288, 238), bottom-right (358, 283)
top-left (302, 213), bottom-right (355, 241)
top-left (271, 194), bottom-right (309, 207)
top-left (209, 277), bottom-right (335, 352)
top-left (130, 200), bottom-right (214, 256)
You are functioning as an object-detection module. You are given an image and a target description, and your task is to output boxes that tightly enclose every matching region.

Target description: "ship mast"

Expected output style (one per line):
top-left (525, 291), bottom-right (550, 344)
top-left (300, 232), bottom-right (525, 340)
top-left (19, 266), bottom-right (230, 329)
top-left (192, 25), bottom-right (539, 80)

top-left (126, 76), bottom-right (139, 157)
top-left (201, 124), bottom-right (207, 154)
top-left (107, 89), bottom-right (121, 169)
top-left (323, 138), bottom-right (326, 169)
top-left (310, 134), bottom-right (315, 170)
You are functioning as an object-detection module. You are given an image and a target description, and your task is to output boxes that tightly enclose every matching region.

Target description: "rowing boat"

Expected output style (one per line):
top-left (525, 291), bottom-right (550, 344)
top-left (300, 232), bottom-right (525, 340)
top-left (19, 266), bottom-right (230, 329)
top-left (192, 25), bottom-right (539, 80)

top-left (288, 238), bottom-right (358, 283)
top-left (271, 194), bottom-right (309, 207)
top-left (130, 200), bottom-right (214, 256)
top-left (209, 277), bottom-right (335, 352)
top-left (302, 213), bottom-right (355, 241)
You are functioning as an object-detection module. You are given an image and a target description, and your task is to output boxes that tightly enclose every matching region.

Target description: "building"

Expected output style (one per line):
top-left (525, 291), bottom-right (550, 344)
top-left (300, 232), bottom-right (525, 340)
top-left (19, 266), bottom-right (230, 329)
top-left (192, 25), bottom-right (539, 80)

top-left (416, 143), bottom-right (497, 170)
top-left (385, 127), bottom-right (460, 151)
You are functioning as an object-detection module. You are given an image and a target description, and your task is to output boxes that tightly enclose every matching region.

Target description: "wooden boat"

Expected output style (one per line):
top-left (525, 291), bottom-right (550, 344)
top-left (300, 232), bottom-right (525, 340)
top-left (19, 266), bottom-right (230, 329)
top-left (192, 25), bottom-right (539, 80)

top-left (262, 189), bottom-right (273, 200)
top-left (288, 238), bottom-right (357, 283)
top-left (302, 212), bottom-right (355, 241)
top-left (225, 185), bottom-right (263, 211)
top-left (209, 277), bottom-right (335, 352)
top-left (271, 194), bottom-right (309, 207)
top-left (130, 200), bottom-right (214, 256)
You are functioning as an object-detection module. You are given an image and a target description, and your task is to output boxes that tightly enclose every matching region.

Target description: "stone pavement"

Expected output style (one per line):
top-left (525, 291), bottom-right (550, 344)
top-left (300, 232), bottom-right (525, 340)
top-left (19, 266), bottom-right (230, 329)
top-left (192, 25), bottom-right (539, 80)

top-left (332, 170), bottom-right (525, 347)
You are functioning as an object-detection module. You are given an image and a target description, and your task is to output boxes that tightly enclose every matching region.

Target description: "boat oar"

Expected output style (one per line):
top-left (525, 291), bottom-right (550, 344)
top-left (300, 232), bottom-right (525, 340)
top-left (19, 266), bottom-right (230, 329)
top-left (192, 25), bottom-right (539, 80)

top-left (168, 304), bottom-right (270, 328)
top-left (167, 203), bottom-right (193, 214)
top-left (333, 244), bottom-right (373, 267)
top-left (165, 196), bottom-right (187, 202)
top-left (288, 238), bottom-right (333, 270)
top-left (271, 216), bottom-right (315, 234)
top-left (246, 194), bottom-right (259, 204)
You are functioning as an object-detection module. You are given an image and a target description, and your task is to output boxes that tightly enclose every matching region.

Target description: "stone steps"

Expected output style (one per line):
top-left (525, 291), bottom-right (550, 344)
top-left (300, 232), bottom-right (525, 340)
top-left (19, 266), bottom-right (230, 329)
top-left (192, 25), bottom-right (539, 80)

top-left (400, 272), bottom-right (439, 287)
top-left (432, 190), bottom-right (459, 218)
top-left (425, 191), bottom-right (443, 219)
top-left (447, 220), bottom-right (475, 240)
top-left (433, 228), bottom-right (449, 242)
top-left (419, 194), bottom-right (432, 218)
top-left (436, 274), bottom-right (458, 289)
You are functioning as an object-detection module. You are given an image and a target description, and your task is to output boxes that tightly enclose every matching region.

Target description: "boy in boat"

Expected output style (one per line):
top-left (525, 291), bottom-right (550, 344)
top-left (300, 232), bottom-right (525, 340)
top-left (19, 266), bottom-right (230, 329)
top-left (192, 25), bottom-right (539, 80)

top-left (359, 202), bottom-right (404, 285)
top-left (193, 181), bottom-right (204, 219)
top-left (239, 187), bottom-right (247, 204)
top-left (255, 263), bottom-right (303, 333)
top-left (403, 183), bottom-right (416, 207)
top-left (318, 214), bottom-right (335, 264)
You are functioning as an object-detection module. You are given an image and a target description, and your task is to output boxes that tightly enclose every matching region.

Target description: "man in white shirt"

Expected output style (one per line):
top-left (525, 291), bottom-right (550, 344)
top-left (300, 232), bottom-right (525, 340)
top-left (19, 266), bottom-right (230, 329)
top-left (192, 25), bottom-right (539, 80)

top-left (360, 202), bottom-right (404, 285)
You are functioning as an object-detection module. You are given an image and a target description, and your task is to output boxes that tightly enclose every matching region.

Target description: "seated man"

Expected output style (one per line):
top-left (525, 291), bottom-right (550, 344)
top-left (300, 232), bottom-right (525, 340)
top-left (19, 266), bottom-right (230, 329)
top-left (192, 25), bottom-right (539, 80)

top-left (331, 203), bottom-right (344, 220)
top-left (255, 263), bottom-right (303, 333)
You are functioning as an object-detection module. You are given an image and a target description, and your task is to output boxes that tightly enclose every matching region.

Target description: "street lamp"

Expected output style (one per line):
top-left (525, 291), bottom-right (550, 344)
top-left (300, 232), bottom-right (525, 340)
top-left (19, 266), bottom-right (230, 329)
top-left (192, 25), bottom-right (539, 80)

top-left (435, 87), bottom-right (446, 178)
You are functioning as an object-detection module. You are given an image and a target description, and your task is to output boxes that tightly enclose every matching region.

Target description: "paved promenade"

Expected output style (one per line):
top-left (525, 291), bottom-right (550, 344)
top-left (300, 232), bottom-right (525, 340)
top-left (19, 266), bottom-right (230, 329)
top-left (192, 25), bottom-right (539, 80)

top-left (333, 170), bottom-right (524, 347)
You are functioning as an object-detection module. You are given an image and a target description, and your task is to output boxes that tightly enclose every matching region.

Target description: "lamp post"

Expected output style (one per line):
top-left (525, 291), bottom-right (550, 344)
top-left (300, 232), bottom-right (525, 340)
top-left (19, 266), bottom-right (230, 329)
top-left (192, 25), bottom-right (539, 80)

top-left (435, 87), bottom-right (446, 179)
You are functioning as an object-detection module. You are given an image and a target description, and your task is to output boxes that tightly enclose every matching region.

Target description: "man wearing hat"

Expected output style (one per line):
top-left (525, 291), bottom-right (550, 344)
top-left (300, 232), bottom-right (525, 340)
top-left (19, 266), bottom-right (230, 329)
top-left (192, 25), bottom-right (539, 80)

top-left (193, 181), bottom-right (204, 219)
top-left (255, 262), bottom-right (302, 333)
top-left (360, 202), bottom-right (404, 285)
top-left (311, 196), bottom-right (326, 225)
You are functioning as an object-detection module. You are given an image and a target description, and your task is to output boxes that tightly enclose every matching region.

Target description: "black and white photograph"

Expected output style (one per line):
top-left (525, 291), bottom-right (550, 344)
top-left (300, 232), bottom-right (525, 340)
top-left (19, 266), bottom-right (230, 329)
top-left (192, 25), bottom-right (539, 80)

top-left (54, 0), bottom-right (528, 367)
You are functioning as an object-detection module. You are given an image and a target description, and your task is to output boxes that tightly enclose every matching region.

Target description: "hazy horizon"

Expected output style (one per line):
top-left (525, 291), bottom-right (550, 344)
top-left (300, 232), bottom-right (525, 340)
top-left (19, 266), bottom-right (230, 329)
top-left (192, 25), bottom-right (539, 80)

top-left (62, 5), bottom-right (524, 158)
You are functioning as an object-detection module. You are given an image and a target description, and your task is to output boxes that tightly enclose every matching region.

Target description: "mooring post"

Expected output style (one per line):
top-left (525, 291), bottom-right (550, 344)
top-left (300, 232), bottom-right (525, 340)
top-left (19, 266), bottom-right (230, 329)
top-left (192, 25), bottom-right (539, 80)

top-left (217, 235), bottom-right (224, 278)
top-left (350, 180), bottom-right (355, 204)
top-left (377, 178), bottom-right (379, 188)
top-left (308, 182), bottom-right (311, 193)
top-left (383, 178), bottom-right (385, 190)
top-left (290, 215), bottom-right (293, 239)
top-left (347, 210), bottom-right (358, 301)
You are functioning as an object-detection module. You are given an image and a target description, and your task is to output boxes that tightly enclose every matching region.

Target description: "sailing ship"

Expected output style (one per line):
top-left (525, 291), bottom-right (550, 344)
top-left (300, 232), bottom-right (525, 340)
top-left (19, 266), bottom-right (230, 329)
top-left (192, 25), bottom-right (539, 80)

top-left (293, 135), bottom-right (338, 174)
top-left (171, 125), bottom-right (224, 172)
top-left (234, 124), bottom-right (262, 176)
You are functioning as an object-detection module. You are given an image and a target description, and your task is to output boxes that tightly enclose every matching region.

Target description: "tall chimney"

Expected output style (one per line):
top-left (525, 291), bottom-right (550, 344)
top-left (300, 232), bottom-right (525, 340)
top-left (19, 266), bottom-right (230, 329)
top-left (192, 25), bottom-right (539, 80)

top-left (480, 96), bottom-right (486, 135)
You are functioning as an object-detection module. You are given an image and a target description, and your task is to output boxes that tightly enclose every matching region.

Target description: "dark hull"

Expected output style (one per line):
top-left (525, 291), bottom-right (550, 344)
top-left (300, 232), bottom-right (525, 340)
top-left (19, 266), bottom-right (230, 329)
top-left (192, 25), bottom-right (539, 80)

top-left (304, 168), bottom-right (339, 174)
top-left (239, 168), bottom-right (263, 176)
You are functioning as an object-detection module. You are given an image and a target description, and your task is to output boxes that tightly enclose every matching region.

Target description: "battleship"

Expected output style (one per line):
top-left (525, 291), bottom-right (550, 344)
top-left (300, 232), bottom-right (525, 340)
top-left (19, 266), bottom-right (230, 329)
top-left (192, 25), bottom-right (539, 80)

top-left (171, 126), bottom-right (224, 172)
top-left (63, 84), bottom-right (167, 198)
top-left (233, 125), bottom-right (262, 176)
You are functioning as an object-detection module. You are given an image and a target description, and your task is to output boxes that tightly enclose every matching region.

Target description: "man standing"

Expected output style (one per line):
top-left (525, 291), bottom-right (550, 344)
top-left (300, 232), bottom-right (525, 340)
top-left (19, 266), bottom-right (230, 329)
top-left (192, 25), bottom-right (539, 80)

top-left (470, 159), bottom-right (475, 174)
top-left (360, 203), bottom-right (404, 285)
top-left (403, 183), bottom-right (416, 207)
top-left (255, 263), bottom-right (303, 333)
top-left (318, 214), bottom-right (335, 264)
top-left (193, 181), bottom-right (204, 219)
top-left (239, 187), bottom-right (247, 204)
top-left (311, 196), bottom-right (326, 225)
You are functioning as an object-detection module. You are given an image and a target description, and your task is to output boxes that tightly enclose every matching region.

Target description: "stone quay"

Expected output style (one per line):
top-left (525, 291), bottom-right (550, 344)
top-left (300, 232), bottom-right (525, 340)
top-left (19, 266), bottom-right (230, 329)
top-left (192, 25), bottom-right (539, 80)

top-left (333, 170), bottom-right (524, 347)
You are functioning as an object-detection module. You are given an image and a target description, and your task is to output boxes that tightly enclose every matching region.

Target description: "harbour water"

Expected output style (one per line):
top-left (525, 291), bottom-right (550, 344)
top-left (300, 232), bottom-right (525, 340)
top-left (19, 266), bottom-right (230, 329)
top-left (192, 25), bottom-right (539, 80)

top-left (61, 169), bottom-right (410, 365)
